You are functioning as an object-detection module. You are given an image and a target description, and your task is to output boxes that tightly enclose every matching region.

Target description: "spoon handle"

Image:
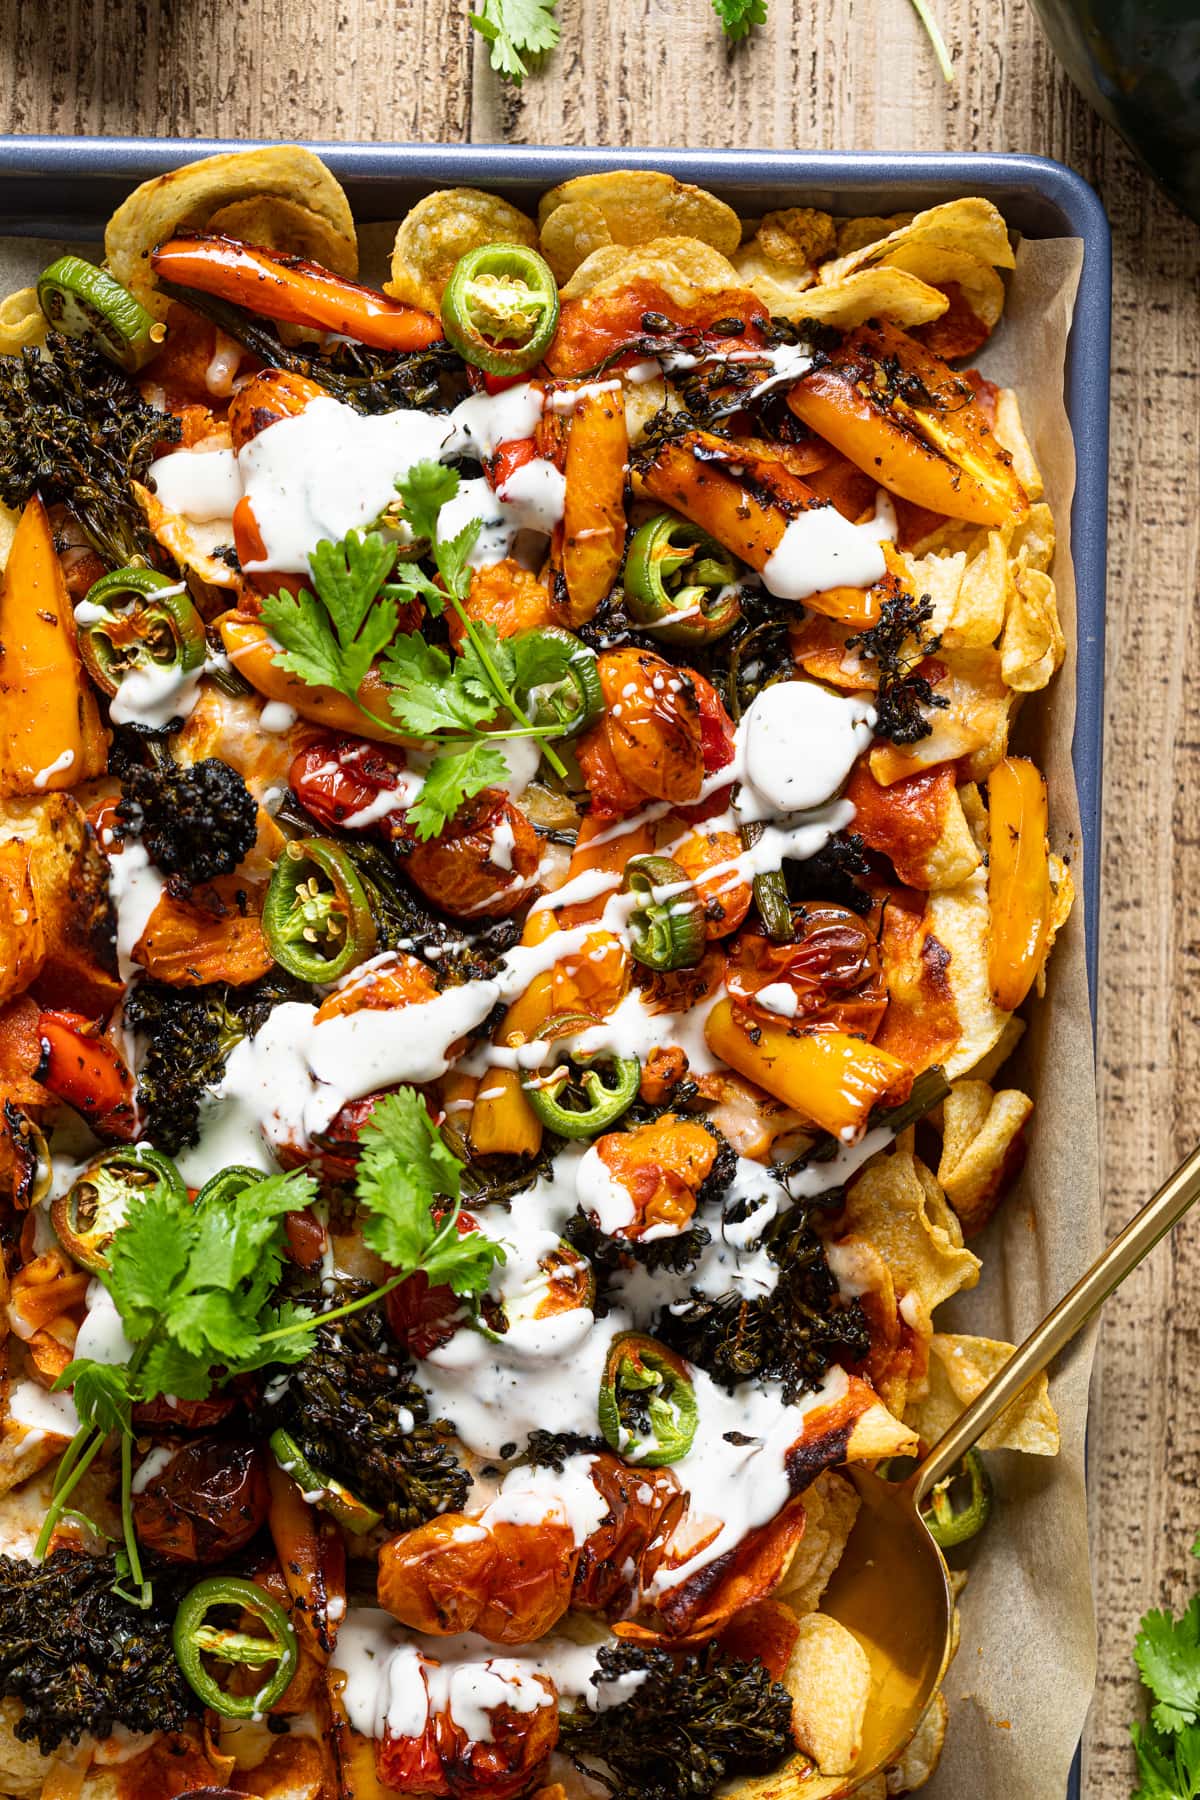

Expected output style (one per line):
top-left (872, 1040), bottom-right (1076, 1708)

top-left (914, 1139), bottom-right (1200, 1502)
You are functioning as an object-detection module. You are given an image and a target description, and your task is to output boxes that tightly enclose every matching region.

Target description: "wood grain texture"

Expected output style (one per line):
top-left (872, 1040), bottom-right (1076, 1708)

top-left (2, 0), bottom-right (1199, 1788)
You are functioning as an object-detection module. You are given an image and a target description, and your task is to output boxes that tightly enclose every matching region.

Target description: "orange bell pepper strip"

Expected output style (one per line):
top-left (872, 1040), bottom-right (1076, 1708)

top-left (556, 384), bottom-right (629, 626)
top-left (704, 998), bottom-right (908, 1138)
top-left (986, 755), bottom-right (1052, 1011)
top-left (786, 319), bottom-right (1028, 527)
top-left (132, 873), bottom-right (275, 987)
top-left (266, 1454), bottom-right (346, 1657)
top-left (468, 906), bottom-right (559, 1160)
top-left (36, 1009), bottom-right (137, 1140)
top-left (151, 235), bottom-right (444, 351)
top-left (0, 496), bottom-right (107, 797)
top-left (218, 612), bottom-right (422, 746)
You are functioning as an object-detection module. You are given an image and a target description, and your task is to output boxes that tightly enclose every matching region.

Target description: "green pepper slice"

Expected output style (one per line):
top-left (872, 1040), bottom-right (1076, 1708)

top-left (195, 1165), bottom-right (265, 1210)
top-left (77, 567), bottom-right (207, 700)
top-left (268, 1428), bottom-right (382, 1536)
top-left (513, 627), bottom-right (604, 740)
top-left (624, 512), bottom-right (742, 645)
top-left (521, 1011), bottom-right (640, 1139)
top-left (50, 1145), bottom-right (185, 1273)
top-left (37, 256), bottom-right (166, 373)
top-left (173, 1575), bottom-right (299, 1718)
top-left (621, 853), bottom-right (706, 973)
top-left (919, 1449), bottom-right (993, 1550)
top-left (263, 838), bottom-right (378, 983)
top-left (599, 1331), bottom-right (698, 1466)
top-left (441, 244), bottom-right (560, 377)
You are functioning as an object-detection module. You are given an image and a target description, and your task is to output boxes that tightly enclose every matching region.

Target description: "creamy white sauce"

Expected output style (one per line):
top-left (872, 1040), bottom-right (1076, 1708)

top-left (130, 1443), bottom-right (179, 1495)
top-left (109, 660), bottom-right (204, 730)
top-left (762, 490), bottom-right (896, 601)
top-left (75, 1277), bottom-right (135, 1366)
top-left (735, 679), bottom-right (875, 820)
top-left (31, 747), bottom-right (75, 789)
top-left (147, 444), bottom-right (243, 520)
top-left (105, 841), bottom-right (166, 981)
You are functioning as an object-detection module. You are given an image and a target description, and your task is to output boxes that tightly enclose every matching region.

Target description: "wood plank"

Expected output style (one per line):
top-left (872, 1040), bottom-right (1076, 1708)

top-left (1, 0), bottom-right (1200, 1787)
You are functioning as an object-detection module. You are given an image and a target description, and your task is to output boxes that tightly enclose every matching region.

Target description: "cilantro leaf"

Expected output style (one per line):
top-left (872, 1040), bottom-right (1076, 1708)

top-left (381, 633), bottom-right (500, 737)
top-left (1133, 1719), bottom-right (1200, 1800)
top-left (406, 741), bottom-right (510, 842)
top-left (395, 461), bottom-right (462, 546)
top-left (59, 1361), bottom-right (133, 1437)
top-left (511, 628), bottom-right (573, 693)
top-left (469, 0), bottom-right (560, 83)
top-left (137, 1337), bottom-right (216, 1403)
top-left (436, 518), bottom-right (483, 606)
top-left (106, 1184), bottom-right (195, 1335)
top-left (260, 528), bottom-right (400, 704)
top-left (1137, 1601), bottom-right (1200, 1733)
top-left (459, 622), bottom-right (517, 703)
top-left (710, 0), bottom-right (766, 38)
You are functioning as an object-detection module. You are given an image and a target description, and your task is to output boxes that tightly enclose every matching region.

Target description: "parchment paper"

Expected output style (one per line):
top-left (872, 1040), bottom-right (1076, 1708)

top-left (0, 231), bottom-right (1099, 1800)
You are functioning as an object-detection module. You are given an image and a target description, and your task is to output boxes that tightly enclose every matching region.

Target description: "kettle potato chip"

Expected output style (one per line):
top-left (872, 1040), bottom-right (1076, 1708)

top-left (559, 235), bottom-right (741, 303)
top-left (384, 186), bottom-right (538, 312)
top-left (537, 169), bottom-right (742, 261)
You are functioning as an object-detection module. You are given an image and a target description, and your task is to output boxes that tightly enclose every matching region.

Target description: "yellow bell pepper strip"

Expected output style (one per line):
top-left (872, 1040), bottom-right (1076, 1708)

top-left (704, 998), bottom-right (908, 1138)
top-left (986, 754), bottom-right (1052, 1011)
top-left (786, 319), bottom-right (1029, 527)
top-left (217, 611), bottom-right (423, 746)
top-left (0, 496), bottom-right (107, 796)
top-left (638, 427), bottom-right (805, 573)
top-left (468, 905), bottom-right (559, 1159)
top-left (557, 384), bottom-right (629, 626)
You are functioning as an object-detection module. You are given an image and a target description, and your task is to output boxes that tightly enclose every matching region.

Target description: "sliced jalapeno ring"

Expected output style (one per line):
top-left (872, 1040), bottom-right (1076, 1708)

top-left (268, 1428), bottom-right (382, 1536)
top-left (37, 256), bottom-right (166, 373)
top-left (263, 838), bottom-right (377, 984)
top-left (599, 1330), bottom-right (698, 1467)
top-left (50, 1146), bottom-right (185, 1273)
top-left (624, 513), bottom-right (742, 646)
top-left (919, 1449), bottom-right (993, 1550)
top-left (620, 853), bottom-right (706, 973)
top-left (77, 566), bottom-right (206, 700)
top-left (514, 626), bottom-right (604, 740)
top-left (173, 1575), bottom-right (298, 1718)
top-left (195, 1165), bottom-right (263, 1210)
top-left (521, 1012), bottom-right (640, 1139)
top-left (441, 244), bottom-right (560, 378)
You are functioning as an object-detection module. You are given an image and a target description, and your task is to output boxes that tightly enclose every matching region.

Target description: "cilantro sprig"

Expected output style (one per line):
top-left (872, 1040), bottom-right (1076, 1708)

top-left (469, 0), bottom-right (561, 82)
top-left (1131, 1538), bottom-right (1200, 1797)
top-left (259, 463), bottom-right (567, 841)
top-left (38, 1093), bottom-right (503, 1598)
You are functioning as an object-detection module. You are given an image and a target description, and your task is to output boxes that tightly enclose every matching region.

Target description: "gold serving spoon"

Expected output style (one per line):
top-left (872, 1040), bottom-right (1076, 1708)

top-left (811, 1139), bottom-right (1200, 1796)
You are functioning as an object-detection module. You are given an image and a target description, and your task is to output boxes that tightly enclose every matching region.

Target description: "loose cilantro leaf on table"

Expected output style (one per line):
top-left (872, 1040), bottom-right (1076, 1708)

top-left (469, 0), bottom-right (561, 83)
top-left (1129, 1538), bottom-right (1200, 1798)
top-left (710, 0), bottom-right (766, 40)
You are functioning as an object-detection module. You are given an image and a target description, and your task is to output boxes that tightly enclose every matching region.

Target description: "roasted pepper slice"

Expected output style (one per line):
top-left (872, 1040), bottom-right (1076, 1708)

top-left (521, 1011), bottom-right (640, 1139)
top-left (173, 1575), bottom-right (299, 1719)
top-left (263, 839), bottom-right (378, 984)
top-left (920, 1448), bottom-right (993, 1549)
top-left (37, 255), bottom-right (165, 372)
top-left (36, 1010), bottom-right (136, 1141)
top-left (621, 853), bottom-right (707, 973)
top-left (268, 1428), bottom-right (382, 1537)
top-left (599, 1331), bottom-right (698, 1466)
top-left (51, 1145), bottom-right (185, 1272)
top-left (986, 755), bottom-right (1052, 1012)
top-left (441, 244), bottom-right (559, 376)
top-left (76, 566), bottom-right (206, 699)
top-left (624, 512), bottom-right (741, 645)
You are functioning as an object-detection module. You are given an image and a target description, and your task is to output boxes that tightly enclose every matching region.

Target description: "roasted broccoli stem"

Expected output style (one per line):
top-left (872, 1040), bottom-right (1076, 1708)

top-left (558, 1642), bottom-right (796, 1800)
top-left (124, 971), bottom-right (305, 1153)
top-left (117, 755), bottom-right (258, 894)
top-left (0, 332), bottom-right (179, 566)
top-left (0, 1551), bottom-right (195, 1754)
top-left (261, 1303), bottom-right (472, 1531)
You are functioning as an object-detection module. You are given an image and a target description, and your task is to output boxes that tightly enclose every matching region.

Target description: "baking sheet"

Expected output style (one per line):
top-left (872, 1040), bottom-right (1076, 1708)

top-left (0, 218), bottom-right (1100, 1800)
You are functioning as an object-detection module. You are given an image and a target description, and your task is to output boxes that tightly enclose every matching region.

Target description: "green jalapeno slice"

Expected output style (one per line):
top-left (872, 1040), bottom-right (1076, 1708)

top-left (621, 853), bottom-right (706, 973)
top-left (624, 512), bottom-right (742, 645)
top-left (268, 1428), bottom-right (382, 1536)
top-left (195, 1165), bottom-right (264, 1210)
top-left (50, 1145), bottom-right (186, 1273)
top-left (173, 1575), bottom-right (299, 1718)
top-left (77, 566), bottom-right (207, 700)
top-left (441, 244), bottom-right (560, 377)
top-left (37, 256), bottom-right (166, 373)
top-left (599, 1331), bottom-right (698, 1466)
top-left (521, 1011), bottom-right (640, 1139)
top-left (919, 1449), bottom-right (993, 1549)
top-left (263, 839), bottom-right (377, 984)
top-left (514, 627), bottom-right (604, 740)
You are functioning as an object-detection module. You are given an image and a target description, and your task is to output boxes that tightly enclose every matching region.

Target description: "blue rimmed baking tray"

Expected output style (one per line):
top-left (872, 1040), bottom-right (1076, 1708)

top-left (0, 139), bottom-right (1110, 1798)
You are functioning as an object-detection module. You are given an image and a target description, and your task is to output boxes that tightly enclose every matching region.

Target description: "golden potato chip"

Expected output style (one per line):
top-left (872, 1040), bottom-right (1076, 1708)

top-left (821, 197), bottom-right (1016, 287)
top-left (963, 1013), bottom-right (1026, 1085)
top-left (900, 528), bottom-right (1007, 651)
top-left (1000, 563), bottom-right (1065, 692)
top-left (861, 242), bottom-right (1006, 332)
top-left (385, 187), bottom-right (538, 313)
top-left (907, 1332), bottom-right (1060, 1454)
top-left (919, 784), bottom-right (984, 890)
top-left (1036, 853), bottom-right (1076, 998)
top-left (841, 1148), bottom-right (980, 1341)
top-left (886, 1691), bottom-right (948, 1793)
top-left (205, 193), bottom-right (357, 274)
top-left (765, 265), bottom-right (948, 330)
top-left (778, 1471), bottom-right (861, 1612)
top-left (134, 476), bottom-right (241, 591)
top-left (623, 372), bottom-right (672, 444)
top-left (994, 387), bottom-right (1045, 501)
top-left (843, 1390), bottom-right (921, 1462)
top-left (537, 171), bottom-right (742, 262)
top-left (937, 1078), bottom-right (1034, 1235)
top-left (731, 244), bottom-right (817, 315)
top-left (0, 286), bottom-right (45, 355)
top-left (783, 1613), bottom-right (872, 1775)
top-left (835, 212), bottom-right (914, 257)
top-left (560, 235), bottom-right (741, 305)
top-left (538, 198), bottom-right (613, 283)
top-left (869, 649), bottom-right (1012, 787)
top-left (0, 1696), bottom-right (54, 1798)
top-left (1010, 499), bottom-right (1056, 573)
top-left (921, 864), bottom-right (1014, 1078)
top-left (754, 207), bottom-right (836, 269)
top-left (105, 145), bottom-right (358, 317)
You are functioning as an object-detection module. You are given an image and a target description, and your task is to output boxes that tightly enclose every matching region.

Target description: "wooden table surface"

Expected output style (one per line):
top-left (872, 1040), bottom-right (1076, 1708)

top-left (4, 0), bottom-right (1200, 1788)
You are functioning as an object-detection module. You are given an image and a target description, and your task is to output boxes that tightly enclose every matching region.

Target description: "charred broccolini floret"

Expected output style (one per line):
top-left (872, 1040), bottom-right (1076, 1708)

top-left (558, 1642), bottom-right (796, 1800)
top-left (0, 332), bottom-right (179, 566)
top-left (117, 755), bottom-right (258, 894)
top-left (0, 1551), bottom-right (195, 1754)
top-left (846, 589), bottom-right (950, 745)
top-left (263, 1305), bottom-right (472, 1530)
top-left (123, 971), bottom-right (304, 1153)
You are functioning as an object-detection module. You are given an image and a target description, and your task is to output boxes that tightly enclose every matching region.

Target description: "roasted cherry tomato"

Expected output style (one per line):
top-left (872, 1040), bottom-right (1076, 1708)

top-left (726, 903), bottom-right (888, 1038)
top-left (289, 736), bottom-right (416, 833)
top-left (402, 791), bottom-right (540, 918)
top-left (133, 1437), bottom-right (270, 1563)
